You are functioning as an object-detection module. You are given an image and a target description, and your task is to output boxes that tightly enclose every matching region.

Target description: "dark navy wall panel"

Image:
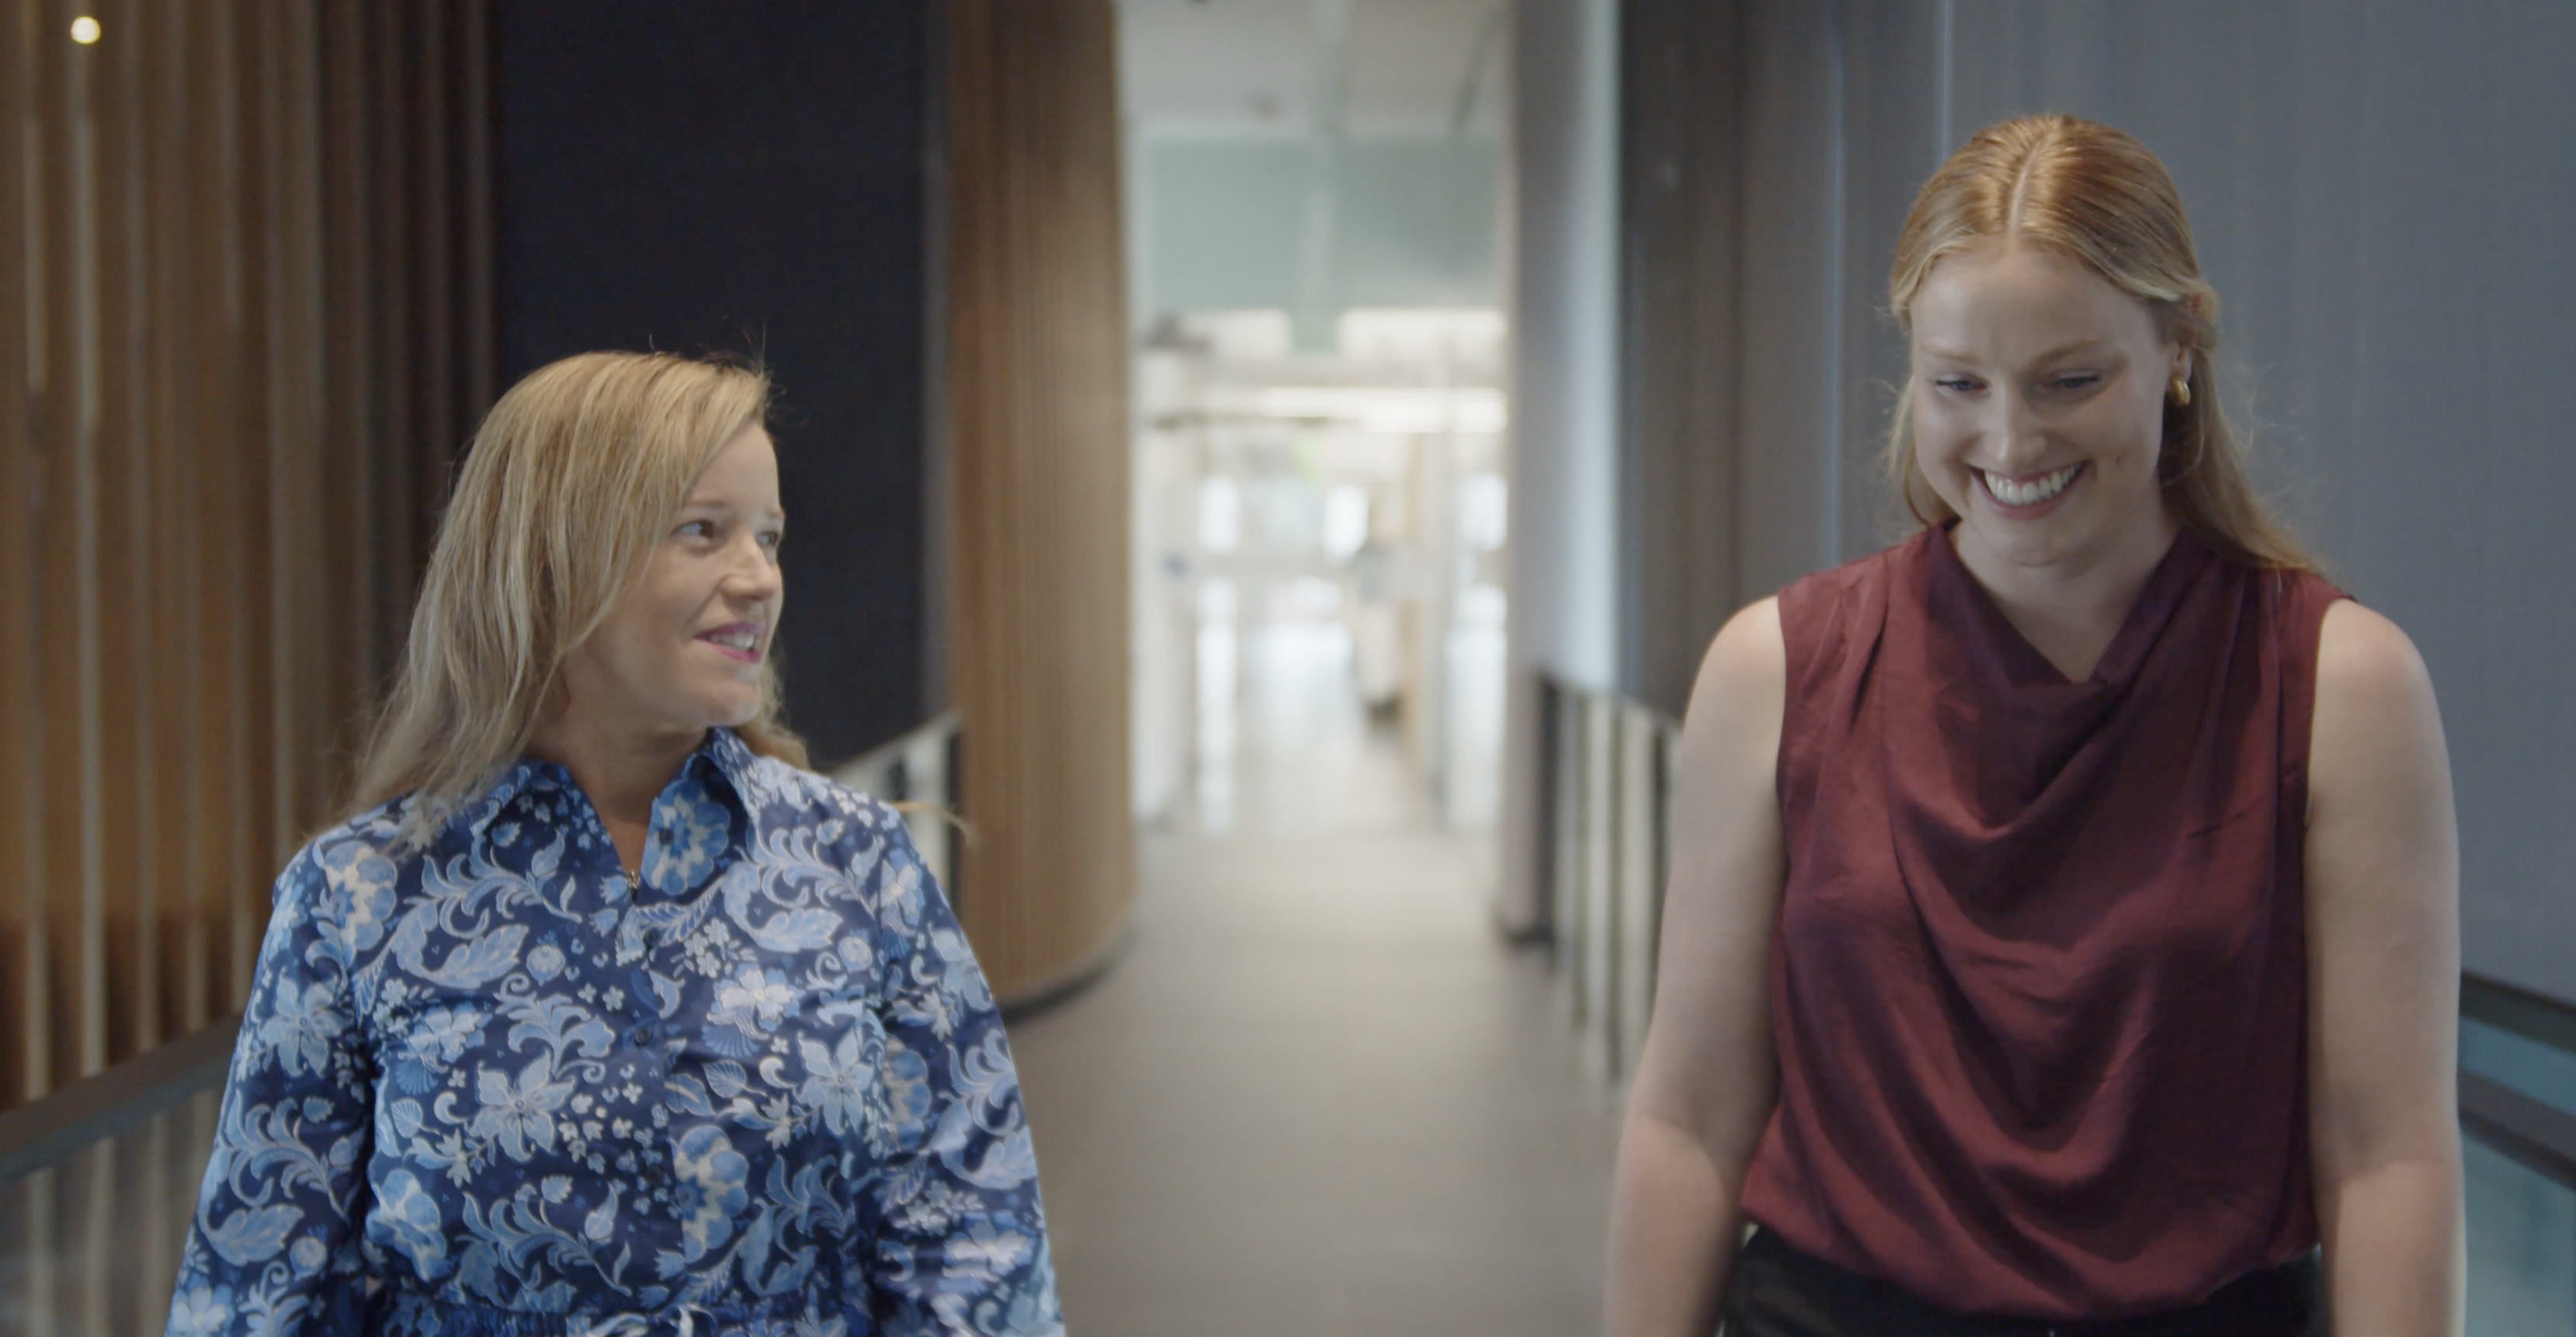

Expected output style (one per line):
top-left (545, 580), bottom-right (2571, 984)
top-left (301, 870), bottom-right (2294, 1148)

top-left (494, 2), bottom-right (936, 766)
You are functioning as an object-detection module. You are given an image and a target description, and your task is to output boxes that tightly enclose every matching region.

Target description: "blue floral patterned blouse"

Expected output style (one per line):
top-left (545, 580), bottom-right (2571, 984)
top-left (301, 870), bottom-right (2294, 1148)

top-left (165, 728), bottom-right (1062, 1337)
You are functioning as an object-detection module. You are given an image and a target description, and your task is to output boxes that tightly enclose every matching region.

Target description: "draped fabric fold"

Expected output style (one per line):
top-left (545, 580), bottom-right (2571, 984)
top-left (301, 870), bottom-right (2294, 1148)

top-left (1741, 525), bottom-right (2347, 1319)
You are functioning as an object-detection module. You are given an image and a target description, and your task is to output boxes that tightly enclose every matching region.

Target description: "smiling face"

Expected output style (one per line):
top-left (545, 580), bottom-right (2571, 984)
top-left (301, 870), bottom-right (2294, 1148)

top-left (1908, 241), bottom-right (2189, 586)
top-left (555, 424), bottom-right (785, 752)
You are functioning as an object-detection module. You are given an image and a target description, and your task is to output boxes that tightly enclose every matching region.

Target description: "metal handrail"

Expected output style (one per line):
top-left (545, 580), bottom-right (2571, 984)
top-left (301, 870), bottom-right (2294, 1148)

top-left (827, 710), bottom-right (967, 916)
top-left (0, 1016), bottom-right (238, 1184)
top-left (834, 709), bottom-right (963, 792)
top-left (2461, 1071), bottom-right (2576, 1192)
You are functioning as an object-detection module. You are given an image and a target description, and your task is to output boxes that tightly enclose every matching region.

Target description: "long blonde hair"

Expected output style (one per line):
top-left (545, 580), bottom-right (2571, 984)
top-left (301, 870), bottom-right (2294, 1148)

top-left (1883, 113), bottom-right (2314, 571)
top-left (352, 351), bottom-right (809, 846)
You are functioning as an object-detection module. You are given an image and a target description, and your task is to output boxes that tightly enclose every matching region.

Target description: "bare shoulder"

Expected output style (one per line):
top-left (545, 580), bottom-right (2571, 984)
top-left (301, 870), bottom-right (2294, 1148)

top-left (1683, 596), bottom-right (1784, 734)
top-left (1668, 596), bottom-right (1786, 825)
top-left (2307, 598), bottom-right (2453, 842)
top-left (2316, 599), bottom-right (2436, 710)
top-left (2311, 602), bottom-right (2443, 772)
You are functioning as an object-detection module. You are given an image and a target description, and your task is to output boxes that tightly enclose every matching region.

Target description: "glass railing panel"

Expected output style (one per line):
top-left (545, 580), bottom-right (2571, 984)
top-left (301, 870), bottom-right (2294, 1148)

top-left (2467, 1133), bottom-right (2576, 1335)
top-left (2468, 1015), bottom-right (2576, 1113)
top-left (0, 1087), bottom-right (218, 1337)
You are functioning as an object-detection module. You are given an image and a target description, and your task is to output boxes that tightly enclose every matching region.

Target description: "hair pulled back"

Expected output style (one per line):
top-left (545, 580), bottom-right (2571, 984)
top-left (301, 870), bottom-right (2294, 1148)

top-left (1885, 113), bottom-right (2312, 571)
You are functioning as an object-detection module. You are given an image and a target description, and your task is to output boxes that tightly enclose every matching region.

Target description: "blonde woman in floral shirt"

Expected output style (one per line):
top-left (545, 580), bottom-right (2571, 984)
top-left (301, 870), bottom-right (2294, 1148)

top-left (167, 352), bottom-right (1061, 1337)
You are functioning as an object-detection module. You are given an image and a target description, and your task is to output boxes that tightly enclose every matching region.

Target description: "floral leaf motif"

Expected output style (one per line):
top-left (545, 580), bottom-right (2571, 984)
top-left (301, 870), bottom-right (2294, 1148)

top-left (504, 993), bottom-right (612, 1061)
top-left (647, 971), bottom-right (686, 1017)
top-left (704, 1060), bottom-right (749, 1102)
top-left (364, 1169), bottom-right (452, 1280)
top-left (312, 844), bottom-right (399, 967)
top-left (528, 830), bottom-right (564, 882)
top-left (745, 908), bottom-right (840, 955)
top-left (670, 1125), bottom-right (750, 1262)
top-left (737, 1207), bottom-right (776, 1292)
top-left (665, 1074), bottom-right (719, 1119)
top-left (644, 783), bottom-right (734, 892)
top-left (796, 1027), bottom-right (876, 1141)
top-left (952, 1124), bottom-right (1043, 1193)
top-left (167, 1284), bottom-right (231, 1337)
top-left (405, 1005), bottom-right (485, 1069)
top-left (582, 1184), bottom-right (622, 1244)
top-left (418, 925), bottom-right (526, 989)
top-left (201, 1204), bottom-right (300, 1267)
top-left (256, 978), bottom-right (345, 1079)
top-left (467, 1053), bottom-right (573, 1162)
top-left (943, 1217), bottom-right (1034, 1283)
top-left (710, 966), bottom-right (803, 1037)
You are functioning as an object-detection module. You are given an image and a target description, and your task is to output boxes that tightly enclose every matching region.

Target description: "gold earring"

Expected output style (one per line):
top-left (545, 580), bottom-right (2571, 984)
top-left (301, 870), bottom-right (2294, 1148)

top-left (2169, 376), bottom-right (2191, 408)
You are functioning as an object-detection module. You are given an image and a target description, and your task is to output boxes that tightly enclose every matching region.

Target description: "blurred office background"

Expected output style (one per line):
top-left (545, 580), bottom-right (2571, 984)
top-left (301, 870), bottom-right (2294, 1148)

top-left (2, 2), bottom-right (2572, 1334)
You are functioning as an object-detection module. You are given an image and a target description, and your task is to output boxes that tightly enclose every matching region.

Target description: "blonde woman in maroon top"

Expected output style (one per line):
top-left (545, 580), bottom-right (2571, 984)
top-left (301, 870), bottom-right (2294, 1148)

top-left (1605, 116), bottom-right (2463, 1335)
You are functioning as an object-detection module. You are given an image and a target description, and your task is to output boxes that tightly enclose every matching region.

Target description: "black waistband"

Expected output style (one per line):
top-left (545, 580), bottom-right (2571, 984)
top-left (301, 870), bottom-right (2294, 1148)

top-left (1721, 1227), bottom-right (2324, 1337)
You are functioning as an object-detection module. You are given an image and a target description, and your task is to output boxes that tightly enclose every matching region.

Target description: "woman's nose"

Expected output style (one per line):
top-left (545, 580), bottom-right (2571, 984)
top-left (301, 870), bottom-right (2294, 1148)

top-left (1989, 391), bottom-right (2047, 467)
top-left (725, 537), bottom-right (782, 596)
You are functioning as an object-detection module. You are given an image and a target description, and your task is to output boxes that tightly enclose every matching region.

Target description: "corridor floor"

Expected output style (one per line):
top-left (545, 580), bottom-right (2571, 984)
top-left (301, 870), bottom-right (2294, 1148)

top-left (1007, 621), bottom-right (1625, 1335)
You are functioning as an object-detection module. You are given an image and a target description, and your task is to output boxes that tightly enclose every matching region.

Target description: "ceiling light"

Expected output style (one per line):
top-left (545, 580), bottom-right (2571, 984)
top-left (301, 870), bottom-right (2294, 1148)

top-left (70, 16), bottom-right (100, 43)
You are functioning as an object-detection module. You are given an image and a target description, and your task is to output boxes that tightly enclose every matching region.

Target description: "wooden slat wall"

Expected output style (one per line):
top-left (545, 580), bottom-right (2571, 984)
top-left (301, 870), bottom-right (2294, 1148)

top-left (0, 0), bottom-right (494, 1112)
top-left (943, 0), bottom-right (1137, 999)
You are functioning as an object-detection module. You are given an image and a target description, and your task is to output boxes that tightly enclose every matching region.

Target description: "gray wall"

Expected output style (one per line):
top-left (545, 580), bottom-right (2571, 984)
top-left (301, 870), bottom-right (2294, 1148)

top-left (1617, 0), bottom-right (2576, 1005)
top-left (1498, 0), bottom-right (1623, 932)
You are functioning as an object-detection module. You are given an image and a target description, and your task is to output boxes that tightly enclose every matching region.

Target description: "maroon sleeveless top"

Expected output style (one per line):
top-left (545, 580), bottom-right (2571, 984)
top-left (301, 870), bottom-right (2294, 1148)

top-left (1738, 523), bottom-right (2345, 1319)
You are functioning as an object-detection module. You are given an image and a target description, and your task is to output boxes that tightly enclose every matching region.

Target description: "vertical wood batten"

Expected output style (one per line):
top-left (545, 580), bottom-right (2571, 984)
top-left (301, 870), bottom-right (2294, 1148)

top-left (90, 0), bottom-right (150, 1064)
top-left (2, 0), bottom-right (40, 1106)
top-left (161, 0), bottom-right (212, 1040)
top-left (943, 0), bottom-right (1134, 999)
top-left (0, 0), bottom-right (494, 1114)
top-left (224, 0), bottom-right (277, 1003)
top-left (253, 0), bottom-right (293, 892)
top-left (277, 0), bottom-right (327, 846)
top-left (36, 0), bottom-right (92, 1094)
top-left (61, 0), bottom-right (108, 1085)
top-left (317, 0), bottom-right (373, 797)
top-left (139, 0), bottom-right (181, 1050)
top-left (188, 0), bottom-right (245, 1016)
top-left (369, 0), bottom-right (417, 623)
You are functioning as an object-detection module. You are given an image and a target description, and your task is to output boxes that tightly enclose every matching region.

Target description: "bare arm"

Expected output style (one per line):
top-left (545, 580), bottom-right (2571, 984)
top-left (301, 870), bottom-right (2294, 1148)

top-left (1604, 599), bottom-right (1788, 1337)
top-left (2304, 599), bottom-right (2464, 1336)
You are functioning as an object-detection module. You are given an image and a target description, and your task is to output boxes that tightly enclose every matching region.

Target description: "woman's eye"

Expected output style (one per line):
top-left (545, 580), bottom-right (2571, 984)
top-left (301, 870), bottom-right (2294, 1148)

top-left (759, 531), bottom-right (785, 554)
top-left (1932, 377), bottom-right (1979, 394)
top-left (2051, 374), bottom-right (2101, 391)
top-left (676, 520), bottom-right (713, 540)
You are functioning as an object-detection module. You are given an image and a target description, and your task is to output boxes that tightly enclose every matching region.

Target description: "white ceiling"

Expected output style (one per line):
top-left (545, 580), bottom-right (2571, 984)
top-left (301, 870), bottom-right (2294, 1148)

top-left (1114, 0), bottom-right (1510, 137)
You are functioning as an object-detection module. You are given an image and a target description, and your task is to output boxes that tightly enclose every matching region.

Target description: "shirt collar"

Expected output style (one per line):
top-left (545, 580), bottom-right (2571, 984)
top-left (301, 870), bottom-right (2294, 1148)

top-left (455, 727), bottom-right (757, 843)
top-left (691, 726), bottom-right (760, 807)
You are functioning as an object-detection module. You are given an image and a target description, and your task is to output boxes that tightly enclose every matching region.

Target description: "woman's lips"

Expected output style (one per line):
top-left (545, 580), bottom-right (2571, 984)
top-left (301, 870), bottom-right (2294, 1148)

top-left (1977, 461), bottom-right (2085, 516)
top-left (696, 624), bottom-right (762, 663)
